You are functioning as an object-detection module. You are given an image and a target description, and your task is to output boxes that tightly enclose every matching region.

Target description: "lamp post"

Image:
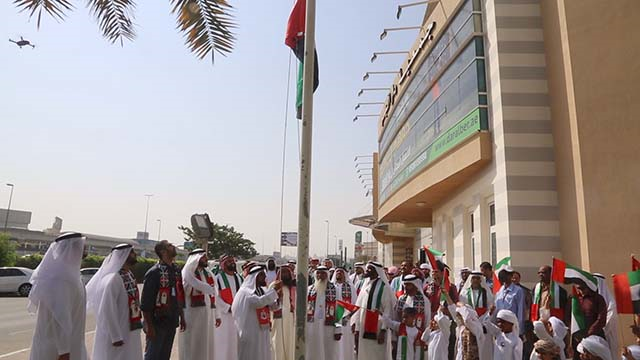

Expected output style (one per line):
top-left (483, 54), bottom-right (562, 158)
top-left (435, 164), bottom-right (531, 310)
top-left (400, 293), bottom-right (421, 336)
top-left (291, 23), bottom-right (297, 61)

top-left (371, 51), bottom-right (410, 63)
top-left (357, 88), bottom-right (389, 96)
top-left (380, 26), bottom-right (422, 40)
top-left (363, 71), bottom-right (400, 81)
top-left (354, 102), bottom-right (384, 110)
top-left (3, 184), bottom-right (14, 232)
top-left (156, 219), bottom-right (162, 241)
top-left (143, 194), bottom-right (153, 238)
top-left (353, 114), bottom-right (380, 122)
top-left (397, 0), bottom-right (440, 19)
top-left (324, 220), bottom-right (330, 257)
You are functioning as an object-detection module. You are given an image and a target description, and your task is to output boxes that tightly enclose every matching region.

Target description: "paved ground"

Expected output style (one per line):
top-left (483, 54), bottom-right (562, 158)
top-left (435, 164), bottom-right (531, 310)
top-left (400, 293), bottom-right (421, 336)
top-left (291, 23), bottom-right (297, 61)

top-left (0, 293), bottom-right (180, 359)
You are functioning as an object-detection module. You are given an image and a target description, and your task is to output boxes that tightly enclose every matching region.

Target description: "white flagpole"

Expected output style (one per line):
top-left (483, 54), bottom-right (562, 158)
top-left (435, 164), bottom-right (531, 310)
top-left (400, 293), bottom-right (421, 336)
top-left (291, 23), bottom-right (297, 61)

top-left (294, 0), bottom-right (316, 358)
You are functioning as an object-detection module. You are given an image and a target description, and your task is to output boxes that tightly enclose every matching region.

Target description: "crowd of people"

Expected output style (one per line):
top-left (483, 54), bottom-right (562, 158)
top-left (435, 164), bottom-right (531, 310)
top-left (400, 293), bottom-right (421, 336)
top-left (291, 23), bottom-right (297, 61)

top-left (25, 232), bottom-right (640, 360)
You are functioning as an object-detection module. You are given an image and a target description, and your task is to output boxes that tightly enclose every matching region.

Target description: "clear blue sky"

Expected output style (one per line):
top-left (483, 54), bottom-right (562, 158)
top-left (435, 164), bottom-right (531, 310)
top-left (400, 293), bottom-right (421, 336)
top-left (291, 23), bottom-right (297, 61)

top-left (0, 1), bottom-right (422, 258)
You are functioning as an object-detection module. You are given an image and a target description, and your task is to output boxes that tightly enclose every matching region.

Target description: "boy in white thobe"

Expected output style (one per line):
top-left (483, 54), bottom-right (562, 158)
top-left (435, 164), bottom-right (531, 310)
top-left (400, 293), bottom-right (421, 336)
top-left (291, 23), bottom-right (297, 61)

top-left (484, 309), bottom-right (523, 360)
top-left (87, 244), bottom-right (143, 360)
top-left (422, 309), bottom-right (451, 360)
top-left (383, 307), bottom-right (425, 360)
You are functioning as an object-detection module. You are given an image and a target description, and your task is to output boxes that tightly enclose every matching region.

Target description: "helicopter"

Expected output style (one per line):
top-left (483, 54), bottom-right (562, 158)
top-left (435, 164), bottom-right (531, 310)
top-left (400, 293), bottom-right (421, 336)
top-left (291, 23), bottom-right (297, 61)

top-left (9, 36), bottom-right (35, 49)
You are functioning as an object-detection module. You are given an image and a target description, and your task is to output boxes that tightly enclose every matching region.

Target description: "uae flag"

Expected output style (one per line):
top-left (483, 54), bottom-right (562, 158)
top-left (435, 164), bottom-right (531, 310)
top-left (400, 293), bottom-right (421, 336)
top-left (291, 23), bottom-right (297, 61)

top-left (632, 255), bottom-right (640, 271)
top-left (423, 246), bottom-right (444, 271)
top-left (612, 270), bottom-right (640, 314)
top-left (551, 258), bottom-right (598, 291)
top-left (285, 0), bottom-right (319, 119)
top-left (336, 300), bottom-right (360, 323)
top-left (493, 256), bottom-right (512, 294)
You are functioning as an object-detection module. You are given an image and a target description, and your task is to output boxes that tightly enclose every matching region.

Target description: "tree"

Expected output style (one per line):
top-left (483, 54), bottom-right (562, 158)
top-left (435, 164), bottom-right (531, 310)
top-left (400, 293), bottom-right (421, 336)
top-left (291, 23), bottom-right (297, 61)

top-left (13, 0), bottom-right (236, 60)
top-left (179, 222), bottom-right (258, 260)
top-left (0, 233), bottom-right (17, 267)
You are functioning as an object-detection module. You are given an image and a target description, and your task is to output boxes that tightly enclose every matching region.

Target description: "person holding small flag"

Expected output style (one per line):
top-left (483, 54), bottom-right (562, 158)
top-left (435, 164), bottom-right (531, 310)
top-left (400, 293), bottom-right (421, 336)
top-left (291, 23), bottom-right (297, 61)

top-left (332, 267), bottom-right (356, 360)
top-left (532, 266), bottom-right (568, 325)
top-left (214, 254), bottom-right (243, 360)
top-left (306, 266), bottom-right (342, 359)
top-left (570, 280), bottom-right (608, 359)
top-left (382, 307), bottom-right (426, 360)
top-left (393, 274), bottom-right (430, 359)
top-left (483, 309), bottom-right (523, 360)
top-left (350, 261), bottom-right (396, 360)
top-left (421, 306), bottom-right (452, 360)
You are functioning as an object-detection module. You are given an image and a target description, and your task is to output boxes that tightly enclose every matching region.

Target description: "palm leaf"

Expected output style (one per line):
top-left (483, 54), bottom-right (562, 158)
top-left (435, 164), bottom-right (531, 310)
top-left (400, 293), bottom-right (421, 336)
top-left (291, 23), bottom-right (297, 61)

top-left (13, 0), bottom-right (74, 28)
top-left (170, 0), bottom-right (236, 61)
top-left (87, 0), bottom-right (136, 45)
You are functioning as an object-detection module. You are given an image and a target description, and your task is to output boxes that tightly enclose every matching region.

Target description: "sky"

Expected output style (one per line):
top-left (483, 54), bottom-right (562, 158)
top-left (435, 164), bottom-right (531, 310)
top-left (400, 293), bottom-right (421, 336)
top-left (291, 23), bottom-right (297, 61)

top-left (0, 1), bottom-right (423, 258)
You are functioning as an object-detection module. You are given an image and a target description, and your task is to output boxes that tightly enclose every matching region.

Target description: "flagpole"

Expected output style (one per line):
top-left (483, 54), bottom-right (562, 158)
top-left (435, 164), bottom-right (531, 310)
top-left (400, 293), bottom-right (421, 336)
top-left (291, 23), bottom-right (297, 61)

top-left (295, 0), bottom-right (316, 358)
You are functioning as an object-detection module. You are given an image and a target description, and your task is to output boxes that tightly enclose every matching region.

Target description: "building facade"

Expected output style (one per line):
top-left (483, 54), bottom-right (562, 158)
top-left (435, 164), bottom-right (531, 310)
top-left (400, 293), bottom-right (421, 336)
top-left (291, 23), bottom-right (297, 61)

top-left (355, 0), bottom-right (640, 289)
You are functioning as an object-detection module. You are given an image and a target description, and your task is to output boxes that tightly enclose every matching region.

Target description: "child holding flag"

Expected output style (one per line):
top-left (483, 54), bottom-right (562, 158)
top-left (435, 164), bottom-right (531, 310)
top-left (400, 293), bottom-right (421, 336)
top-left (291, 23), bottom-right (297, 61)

top-left (382, 307), bottom-right (426, 360)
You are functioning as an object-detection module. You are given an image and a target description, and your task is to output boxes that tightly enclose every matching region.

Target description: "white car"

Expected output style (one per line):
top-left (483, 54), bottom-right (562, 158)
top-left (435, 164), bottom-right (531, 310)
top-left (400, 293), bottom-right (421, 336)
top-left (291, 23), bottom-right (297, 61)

top-left (0, 267), bottom-right (34, 297)
top-left (80, 268), bottom-right (100, 285)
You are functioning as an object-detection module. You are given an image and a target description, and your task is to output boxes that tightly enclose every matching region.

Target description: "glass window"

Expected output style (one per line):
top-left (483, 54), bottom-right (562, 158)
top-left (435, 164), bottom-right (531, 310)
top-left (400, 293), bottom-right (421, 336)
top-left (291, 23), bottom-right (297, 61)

top-left (0, 269), bottom-right (8, 277)
top-left (489, 204), bottom-right (495, 226)
top-left (491, 233), bottom-right (497, 265)
top-left (470, 213), bottom-right (475, 233)
top-left (6, 269), bottom-right (25, 276)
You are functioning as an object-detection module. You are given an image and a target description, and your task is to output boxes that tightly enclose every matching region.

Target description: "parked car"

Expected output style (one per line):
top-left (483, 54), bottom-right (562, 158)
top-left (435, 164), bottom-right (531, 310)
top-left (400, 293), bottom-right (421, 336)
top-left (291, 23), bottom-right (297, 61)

top-left (80, 268), bottom-right (99, 285)
top-left (0, 267), bottom-right (34, 296)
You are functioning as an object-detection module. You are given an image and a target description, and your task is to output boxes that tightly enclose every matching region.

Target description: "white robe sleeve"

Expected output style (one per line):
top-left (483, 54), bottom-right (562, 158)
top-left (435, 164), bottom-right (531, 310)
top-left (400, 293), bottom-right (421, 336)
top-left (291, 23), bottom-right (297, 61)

top-left (101, 274), bottom-right (126, 345)
top-left (436, 315), bottom-right (452, 340)
top-left (483, 317), bottom-right (501, 337)
top-left (247, 288), bottom-right (279, 308)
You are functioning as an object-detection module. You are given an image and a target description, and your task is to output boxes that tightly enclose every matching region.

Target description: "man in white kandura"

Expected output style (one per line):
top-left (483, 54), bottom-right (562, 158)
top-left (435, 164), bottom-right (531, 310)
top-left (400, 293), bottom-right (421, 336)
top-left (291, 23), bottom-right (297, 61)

top-left (350, 262), bottom-right (366, 296)
top-left (306, 266), bottom-right (342, 360)
top-left (593, 273), bottom-right (619, 360)
top-left (232, 265), bottom-right (282, 360)
top-left (333, 267), bottom-right (356, 360)
top-left (179, 249), bottom-right (221, 360)
top-left (265, 257), bottom-right (278, 285)
top-left (214, 254), bottom-right (243, 360)
top-left (86, 243), bottom-right (143, 360)
top-left (271, 265), bottom-right (296, 360)
top-left (350, 261), bottom-right (396, 360)
top-left (28, 232), bottom-right (88, 360)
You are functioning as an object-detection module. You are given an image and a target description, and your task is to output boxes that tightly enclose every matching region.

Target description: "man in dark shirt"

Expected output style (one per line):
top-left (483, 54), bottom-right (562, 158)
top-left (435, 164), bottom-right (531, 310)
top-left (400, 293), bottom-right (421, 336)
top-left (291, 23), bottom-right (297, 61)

top-left (140, 240), bottom-right (186, 360)
top-left (570, 280), bottom-right (607, 360)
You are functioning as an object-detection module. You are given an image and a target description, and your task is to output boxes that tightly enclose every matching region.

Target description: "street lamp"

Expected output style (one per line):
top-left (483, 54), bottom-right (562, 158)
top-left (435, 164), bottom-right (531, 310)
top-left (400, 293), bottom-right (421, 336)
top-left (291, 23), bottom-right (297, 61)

top-left (380, 26), bottom-right (421, 40)
top-left (353, 114), bottom-right (379, 122)
top-left (397, 1), bottom-right (440, 19)
top-left (3, 184), bottom-right (14, 232)
top-left (354, 155), bottom-right (373, 162)
top-left (354, 102), bottom-right (384, 110)
top-left (357, 88), bottom-right (389, 97)
top-left (324, 220), bottom-right (330, 257)
top-left (156, 219), bottom-right (162, 241)
top-left (355, 161), bottom-right (374, 168)
top-left (371, 51), bottom-right (410, 63)
top-left (363, 71), bottom-right (400, 81)
top-left (143, 194), bottom-right (153, 238)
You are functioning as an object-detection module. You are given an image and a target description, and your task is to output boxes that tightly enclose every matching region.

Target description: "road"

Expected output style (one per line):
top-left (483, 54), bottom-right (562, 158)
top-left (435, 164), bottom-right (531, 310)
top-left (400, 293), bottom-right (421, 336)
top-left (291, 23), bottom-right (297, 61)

top-left (0, 294), bottom-right (179, 359)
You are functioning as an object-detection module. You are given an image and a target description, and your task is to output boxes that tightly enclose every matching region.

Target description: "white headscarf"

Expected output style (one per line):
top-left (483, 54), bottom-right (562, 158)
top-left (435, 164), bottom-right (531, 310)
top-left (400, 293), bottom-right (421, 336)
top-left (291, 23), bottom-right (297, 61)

top-left (402, 274), bottom-right (425, 296)
top-left (86, 243), bottom-right (132, 314)
top-left (548, 316), bottom-right (567, 340)
top-left (331, 267), bottom-right (352, 286)
top-left (28, 232), bottom-right (86, 336)
top-left (577, 335), bottom-right (612, 360)
top-left (461, 271), bottom-right (494, 306)
top-left (232, 266), bottom-right (266, 315)
top-left (367, 261), bottom-right (389, 286)
top-left (497, 309), bottom-right (520, 335)
top-left (623, 345), bottom-right (640, 360)
top-left (181, 249), bottom-right (215, 296)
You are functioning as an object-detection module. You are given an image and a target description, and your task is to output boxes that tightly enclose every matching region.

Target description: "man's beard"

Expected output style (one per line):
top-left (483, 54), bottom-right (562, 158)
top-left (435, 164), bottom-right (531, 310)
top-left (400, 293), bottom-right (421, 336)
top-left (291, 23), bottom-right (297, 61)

top-left (226, 263), bottom-right (236, 272)
top-left (126, 257), bottom-right (137, 266)
top-left (282, 277), bottom-right (295, 287)
top-left (315, 278), bottom-right (328, 294)
top-left (256, 279), bottom-right (267, 287)
top-left (267, 263), bottom-right (276, 271)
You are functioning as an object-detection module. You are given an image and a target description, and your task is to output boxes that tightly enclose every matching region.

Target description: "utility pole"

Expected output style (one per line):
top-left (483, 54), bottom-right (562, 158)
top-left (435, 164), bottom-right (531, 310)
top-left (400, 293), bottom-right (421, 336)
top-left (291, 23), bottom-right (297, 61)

top-left (3, 184), bottom-right (15, 232)
top-left (143, 194), bottom-right (153, 238)
top-left (295, 0), bottom-right (316, 358)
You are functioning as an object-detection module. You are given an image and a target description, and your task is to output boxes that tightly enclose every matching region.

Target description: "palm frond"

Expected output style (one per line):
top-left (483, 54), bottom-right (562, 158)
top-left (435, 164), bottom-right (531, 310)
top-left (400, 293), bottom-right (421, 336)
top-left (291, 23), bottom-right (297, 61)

top-left (87, 0), bottom-right (136, 46)
top-left (170, 0), bottom-right (236, 61)
top-left (13, 0), bottom-right (74, 28)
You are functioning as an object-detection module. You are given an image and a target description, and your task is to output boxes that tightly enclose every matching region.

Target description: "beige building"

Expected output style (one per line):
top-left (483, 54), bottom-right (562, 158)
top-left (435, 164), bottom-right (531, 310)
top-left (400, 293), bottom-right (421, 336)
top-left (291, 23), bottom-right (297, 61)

top-left (353, 0), bottom-right (640, 301)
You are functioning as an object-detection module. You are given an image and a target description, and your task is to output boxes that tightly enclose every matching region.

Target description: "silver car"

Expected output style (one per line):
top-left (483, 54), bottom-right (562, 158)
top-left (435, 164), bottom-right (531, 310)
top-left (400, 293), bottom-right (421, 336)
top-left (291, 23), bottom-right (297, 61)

top-left (0, 267), bottom-right (34, 297)
top-left (80, 268), bottom-right (100, 285)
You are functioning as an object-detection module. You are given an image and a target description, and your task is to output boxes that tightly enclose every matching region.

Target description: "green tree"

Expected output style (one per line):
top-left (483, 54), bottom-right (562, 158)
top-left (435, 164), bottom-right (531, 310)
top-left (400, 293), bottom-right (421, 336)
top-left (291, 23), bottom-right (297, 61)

top-left (15, 254), bottom-right (43, 269)
top-left (0, 233), bottom-right (17, 267)
top-left (13, 0), bottom-right (235, 60)
top-left (179, 222), bottom-right (258, 260)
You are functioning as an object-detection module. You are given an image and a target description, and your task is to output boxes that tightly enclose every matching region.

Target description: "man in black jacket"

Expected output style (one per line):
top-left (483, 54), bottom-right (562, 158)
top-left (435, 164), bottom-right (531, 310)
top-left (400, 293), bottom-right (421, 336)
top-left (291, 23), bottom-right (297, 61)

top-left (140, 240), bottom-right (186, 360)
